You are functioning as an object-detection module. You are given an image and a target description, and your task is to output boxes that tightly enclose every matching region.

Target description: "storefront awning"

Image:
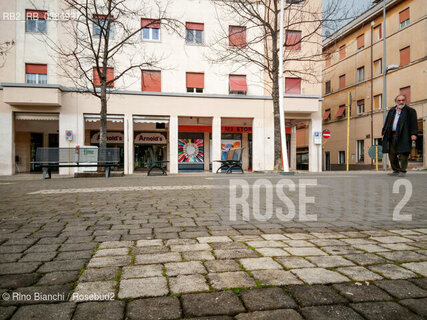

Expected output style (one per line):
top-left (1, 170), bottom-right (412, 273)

top-left (15, 113), bottom-right (59, 121)
top-left (84, 114), bottom-right (124, 123)
top-left (336, 107), bottom-right (346, 117)
top-left (133, 116), bottom-right (169, 124)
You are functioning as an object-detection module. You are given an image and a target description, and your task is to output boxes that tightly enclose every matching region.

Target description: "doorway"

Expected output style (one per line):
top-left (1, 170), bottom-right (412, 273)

top-left (325, 151), bottom-right (330, 171)
top-left (30, 133), bottom-right (43, 172)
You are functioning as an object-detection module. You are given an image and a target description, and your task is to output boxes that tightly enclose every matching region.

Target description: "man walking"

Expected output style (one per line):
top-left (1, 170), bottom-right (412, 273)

top-left (382, 94), bottom-right (418, 177)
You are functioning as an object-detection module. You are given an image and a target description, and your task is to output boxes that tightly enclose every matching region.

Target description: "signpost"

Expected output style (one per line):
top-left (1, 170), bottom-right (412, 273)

top-left (368, 145), bottom-right (383, 171)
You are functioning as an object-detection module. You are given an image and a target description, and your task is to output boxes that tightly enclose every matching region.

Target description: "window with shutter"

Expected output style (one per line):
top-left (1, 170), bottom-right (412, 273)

top-left (141, 70), bottom-right (161, 92)
top-left (229, 26), bottom-right (246, 47)
top-left (285, 30), bottom-right (301, 50)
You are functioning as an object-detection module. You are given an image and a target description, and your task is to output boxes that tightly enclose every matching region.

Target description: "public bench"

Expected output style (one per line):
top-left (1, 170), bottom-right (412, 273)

top-left (31, 147), bottom-right (120, 179)
top-left (214, 147), bottom-right (244, 174)
top-left (147, 147), bottom-right (169, 176)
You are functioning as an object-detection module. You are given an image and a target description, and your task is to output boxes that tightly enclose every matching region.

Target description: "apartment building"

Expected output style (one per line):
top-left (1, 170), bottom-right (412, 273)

top-left (322, 0), bottom-right (426, 170)
top-left (0, 0), bottom-right (323, 175)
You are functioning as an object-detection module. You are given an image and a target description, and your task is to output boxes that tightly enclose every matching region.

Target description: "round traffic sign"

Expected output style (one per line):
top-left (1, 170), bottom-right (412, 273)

top-left (322, 130), bottom-right (331, 139)
top-left (368, 145), bottom-right (383, 160)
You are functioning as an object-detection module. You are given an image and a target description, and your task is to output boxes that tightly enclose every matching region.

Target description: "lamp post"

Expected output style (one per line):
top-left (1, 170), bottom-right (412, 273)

top-left (382, 0), bottom-right (387, 170)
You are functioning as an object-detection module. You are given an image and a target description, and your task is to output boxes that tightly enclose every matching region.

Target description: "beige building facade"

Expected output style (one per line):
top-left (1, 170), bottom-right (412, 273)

top-left (322, 0), bottom-right (426, 170)
top-left (0, 0), bottom-right (323, 175)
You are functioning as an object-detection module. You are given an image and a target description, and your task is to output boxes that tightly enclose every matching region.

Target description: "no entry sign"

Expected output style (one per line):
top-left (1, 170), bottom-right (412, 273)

top-left (322, 130), bottom-right (331, 139)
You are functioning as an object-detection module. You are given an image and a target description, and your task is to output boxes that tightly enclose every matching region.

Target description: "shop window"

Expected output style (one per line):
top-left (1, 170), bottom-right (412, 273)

top-left (186, 22), bottom-right (204, 44)
top-left (229, 26), bottom-right (246, 47)
top-left (93, 67), bottom-right (114, 87)
top-left (186, 72), bottom-right (204, 93)
top-left (141, 18), bottom-right (160, 41)
top-left (26, 10), bottom-right (47, 33)
top-left (374, 94), bottom-right (382, 110)
top-left (357, 99), bottom-right (365, 114)
top-left (373, 24), bottom-right (382, 40)
top-left (325, 80), bottom-right (331, 94)
top-left (400, 46), bottom-right (410, 66)
top-left (25, 63), bottom-right (47, 84)
top-left (339, 45), bottom-right (346, 59)
top-left (357, 34), bottom-right (364, 49)
top-left (285, 77), bottom-right (301, 94)
top-left (93, 15), bottom-right (114, 37)
top-left (229, 75), bottom-right (247, 95)
top-left (338, 151), bottom-right (345, 164)
top-left (399, 8), bottom-right (410, 29)
top-left (357, 140), bottom-right (364, 162)
top-left (285, 30), bottom-right (301, 51)
top-left (400, 86), bottom-right (411, 104)
top-left (339, 74), bottom-right (345, 89)
top-left (357, 66), bottom-right (364, 82)
top-left (141, 70), bottom-right (161, 92)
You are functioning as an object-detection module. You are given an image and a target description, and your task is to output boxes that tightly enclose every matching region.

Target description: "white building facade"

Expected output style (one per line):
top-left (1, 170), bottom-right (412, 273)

top-left (0, 0), bottom-right (323, 175)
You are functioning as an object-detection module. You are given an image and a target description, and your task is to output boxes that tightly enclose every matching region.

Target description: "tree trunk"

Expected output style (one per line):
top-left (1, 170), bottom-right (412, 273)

top-left (99, 84), bottom-right (107, 150)
top-left (271, 26), bottom-right (282, 171)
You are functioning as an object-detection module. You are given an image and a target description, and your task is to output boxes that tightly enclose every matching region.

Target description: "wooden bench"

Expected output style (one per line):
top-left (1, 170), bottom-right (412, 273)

top-left (31, 147), bottom-right (120, 179)
top-left (214, 147), bottom-right (244, 174)
top-left (147, 147), bottom-right (169, 176)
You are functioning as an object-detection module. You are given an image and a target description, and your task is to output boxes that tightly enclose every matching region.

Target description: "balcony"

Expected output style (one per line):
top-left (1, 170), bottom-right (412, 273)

top-left (2, 83), bottom-right (62, 106)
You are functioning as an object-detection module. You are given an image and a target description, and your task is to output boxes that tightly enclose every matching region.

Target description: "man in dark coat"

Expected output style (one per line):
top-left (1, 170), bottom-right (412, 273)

top-left (381, 94), bottom-right (418, 177)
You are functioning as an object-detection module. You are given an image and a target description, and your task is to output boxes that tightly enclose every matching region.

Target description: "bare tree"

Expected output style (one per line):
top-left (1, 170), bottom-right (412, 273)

top-left (208, 0), bottom-right (358, 170)
top-left (0, 40), bottom-right (15, 68)
top-left (42, 0), bottom-right (180, 149)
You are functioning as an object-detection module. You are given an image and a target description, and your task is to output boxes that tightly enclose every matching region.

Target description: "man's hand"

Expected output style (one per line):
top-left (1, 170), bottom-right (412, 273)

top-left (411, 135), bottom-right (417, 141)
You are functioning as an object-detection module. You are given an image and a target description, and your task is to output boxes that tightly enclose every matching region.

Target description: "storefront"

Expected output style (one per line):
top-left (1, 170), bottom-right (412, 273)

top-left (134, 132), bottom-right (168, 171)
top-left (89, 131), bottom-right (125, 167)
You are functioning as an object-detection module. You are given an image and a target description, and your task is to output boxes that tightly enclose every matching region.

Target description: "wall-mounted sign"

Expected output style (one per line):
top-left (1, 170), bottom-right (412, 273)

top-left (134, 132), bottom-right (167, 144)
top-left (314, 132), bottom-right (322, 145)
top-left (90, 132), bottom-right (124, 144)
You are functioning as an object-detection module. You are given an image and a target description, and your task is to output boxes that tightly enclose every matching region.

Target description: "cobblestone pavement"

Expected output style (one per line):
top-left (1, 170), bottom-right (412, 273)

top-left (0, 172), bottom-right (426, 319)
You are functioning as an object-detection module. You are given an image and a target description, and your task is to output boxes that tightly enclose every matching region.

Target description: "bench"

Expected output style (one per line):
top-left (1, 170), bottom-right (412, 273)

top-left (214, 147), bottom-right (244, 174)
top-left (31, 147), bottom-right (120, 179)
top-left (147, 147), bottom-right (169, 176)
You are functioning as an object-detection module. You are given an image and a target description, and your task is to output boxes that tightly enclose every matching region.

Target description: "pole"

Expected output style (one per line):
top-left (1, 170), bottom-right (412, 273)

top-left (346, 92), bottom-right (351, 171)
top-left (279, 0), bottom-right (289, 172)
top-left (376, 145), bottom-right (379, 171)
top-left (370, 21), bottom-right (374, 166)
top-left (382, 0), bottom-right (387, 170)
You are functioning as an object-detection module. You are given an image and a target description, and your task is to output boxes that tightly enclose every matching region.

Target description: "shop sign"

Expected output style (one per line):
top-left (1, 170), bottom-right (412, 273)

top-left (90, 132), bottom-right (124, 144)
top-left (222, 126), bottom-right (252, 133)
top-left (134, 132), bottom-right (167, 144)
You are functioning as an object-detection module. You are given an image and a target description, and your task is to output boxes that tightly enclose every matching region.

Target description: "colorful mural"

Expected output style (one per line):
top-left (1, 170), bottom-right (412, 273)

top-left (178, 139), bottom-right (204, 163)
top-left (221, 140), bottom-right (241, 160)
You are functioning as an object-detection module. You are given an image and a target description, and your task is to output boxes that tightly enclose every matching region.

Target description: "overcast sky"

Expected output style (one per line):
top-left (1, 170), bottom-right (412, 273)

top-left (323, 0), bottom-right (374, 36)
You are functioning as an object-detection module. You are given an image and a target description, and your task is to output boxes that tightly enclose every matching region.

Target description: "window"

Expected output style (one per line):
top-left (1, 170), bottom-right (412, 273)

top-left (229, 26), bottom-right (246, 47)
top-left (357, 99), bottom-right (365, 114)
top-left (93, 67), bottom-right (114, 87)
top-left (286, 0), bottom-right (304, 4)
top-left (25, 10), bottom-right (47, 33)
top-left (285, 30), bottom-right (301, 50)
top-left (336, 105), bottom-right (346, 118)
top-left (93, 15), bottom-right (114, 37)
top-left (357, 34), bottom-right (364, 49)
top-left (374, 94), bottom-right (382, 110)
top-left (25, 64), bottom-right (47, 84)
top-left (141, 19), bottom-right (160, 41)
top-left (339, 45), bottom-right (346, 59)
top-left (399, 8), bottom-right (410, 28)
top-left (229, 75), bottom-right (247, 95)
top-left (400, 46), bottom-right (410, 66)
top-left (325, 81), bottom-right (331, 94)
top-left (373, 58), bottom-right (382, 75)
top-left (400, 86), bottom-right (411, 104)
top-left (186, 72), bottom-right (204, 93)
top-left (323, 109), bottom-right (331, 121)
top-left (338, 151), bottom-right (345, 164)
top-left (141, 70), bottom-right (161, 92)
top-left (357, 140), bottom-right (364, 162)
top-left (325, 54), bottom-right (331, 67)
top-left (339, 74), bottom-right (345, 89)
top-left (374, 138), bottom-right (382, 146)
top-left (373, 24), bottom-right (382, 40)
top-left (285, 77), bottom-right (301, 94)
top-left (357, 66), bottom-right (365, 82)
top-left (186, 22), bottom-right (204, 44)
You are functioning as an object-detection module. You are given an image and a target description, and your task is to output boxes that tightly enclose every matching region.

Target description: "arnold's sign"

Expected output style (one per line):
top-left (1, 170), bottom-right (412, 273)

top-left (134, 132), bottom-right (167, 144)
top-left (91, 132), bottom-right (124, 144)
